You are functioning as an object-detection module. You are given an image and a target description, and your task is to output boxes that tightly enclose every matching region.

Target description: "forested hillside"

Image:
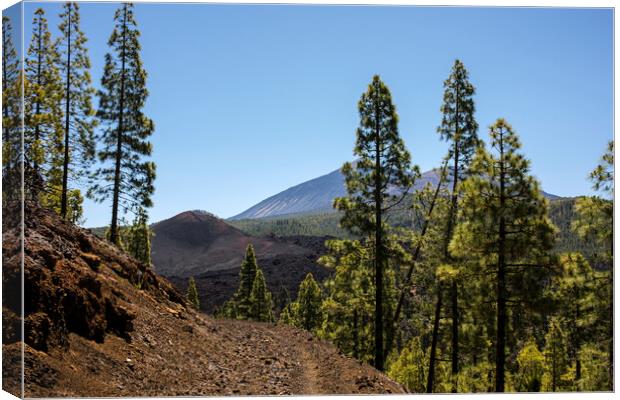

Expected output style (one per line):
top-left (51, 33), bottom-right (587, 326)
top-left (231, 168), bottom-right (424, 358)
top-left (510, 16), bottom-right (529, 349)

top-left (230, 197), bottom-right (603, 260)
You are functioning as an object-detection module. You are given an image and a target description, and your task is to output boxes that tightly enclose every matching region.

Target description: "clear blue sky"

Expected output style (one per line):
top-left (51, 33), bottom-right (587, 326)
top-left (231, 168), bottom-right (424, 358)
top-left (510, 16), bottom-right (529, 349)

top-left (15, 2), bottom-right (614, 226)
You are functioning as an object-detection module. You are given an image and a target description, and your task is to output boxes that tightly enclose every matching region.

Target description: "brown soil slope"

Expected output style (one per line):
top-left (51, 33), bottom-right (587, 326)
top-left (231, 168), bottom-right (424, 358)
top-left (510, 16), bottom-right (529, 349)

top-left (2, 204), bottom-right (404, 397)
top-left (150, 210), bottom-right (309, 277)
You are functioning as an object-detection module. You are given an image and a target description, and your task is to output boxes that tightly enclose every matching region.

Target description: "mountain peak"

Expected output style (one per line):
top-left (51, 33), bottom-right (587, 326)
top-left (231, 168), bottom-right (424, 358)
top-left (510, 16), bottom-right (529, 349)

top-left (229, 165), bottom-right (560, 220)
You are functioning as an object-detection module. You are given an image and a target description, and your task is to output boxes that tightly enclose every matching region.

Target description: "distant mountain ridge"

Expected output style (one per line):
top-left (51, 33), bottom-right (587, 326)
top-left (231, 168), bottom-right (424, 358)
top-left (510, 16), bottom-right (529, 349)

top-left (230, 166), bottom-right (560, 220)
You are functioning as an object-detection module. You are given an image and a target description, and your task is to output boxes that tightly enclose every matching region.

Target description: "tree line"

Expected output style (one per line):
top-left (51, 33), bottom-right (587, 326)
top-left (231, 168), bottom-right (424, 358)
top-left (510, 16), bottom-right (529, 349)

top-left (2, 2), bottom-right (154, 264)
top-left (218, 62), bottom-right (613, 393)
top-left (229, 195), bottom-right (602, 259)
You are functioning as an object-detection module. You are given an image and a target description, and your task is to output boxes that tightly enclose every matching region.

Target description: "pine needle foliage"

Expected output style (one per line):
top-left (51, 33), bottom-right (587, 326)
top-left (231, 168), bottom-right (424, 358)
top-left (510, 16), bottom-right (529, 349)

top-left (280, 273), bottom-right (323, 332)
top-left (542, 317), bottom-right (570, 392)
top-left (249, 269), bottom-right (274, 322)
top-left (187, 277), bottom-right (200, 309)
top-left (124, 207), bottom-right (152, 265)
top-left (2, 16), bottom-right (22, 202)
top-left (88, 3), bottom-right (155, 245)
top-left (57, 2), bottom-right (97, 220)
top-left (219, 244), bottom-right (275, 322)
top-left (570, 140), bottom-right (613, 388)
top-left (24, 8), bottom-right (63, 200)
top-left (513, 339), bottom-right (545, 392)
top-left (434, 59), bottom-right (481, 392)
top-left (235, 244), bottom-right (259, 319)
top-left (387, 337), bottom-right (429, 393)
top-left (335, 74), bottom-right (418, 371)
top-left (450, 119), bottom-right (556, 392)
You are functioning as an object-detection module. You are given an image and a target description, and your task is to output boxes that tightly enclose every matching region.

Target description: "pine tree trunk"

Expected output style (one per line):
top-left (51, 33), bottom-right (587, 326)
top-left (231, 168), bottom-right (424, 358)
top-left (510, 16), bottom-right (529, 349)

top-left (495, 130), bottom-right (507, 393)
top-left (450, 279), bottom-right (458, 392)
top-left (610, 329), bottom-right (614, 390)
top-left (552, 337), bottom-right (556, 392)
top-left (60, 6), bottom-right (72, 219)
top-left (427, 284), bottom-right (442, 393)
top-left (448, 92), bottom-right (460, 393)
top-left (385, 160), bottom-right (447, 358)
top-left (575, 357), bottom-right (581, 383)
top-left (373, 93), bottom-right (384, 372)
top-left (110, 5), bottom-right (127, 245)
top-left (353, 308), bottom-right (359, 360)
top-left (574, 306), bottom-right (582, 385)
top-left (2, 27), bottom-right (9, 167)
top-left (609, 261), bottom-right (614, 390)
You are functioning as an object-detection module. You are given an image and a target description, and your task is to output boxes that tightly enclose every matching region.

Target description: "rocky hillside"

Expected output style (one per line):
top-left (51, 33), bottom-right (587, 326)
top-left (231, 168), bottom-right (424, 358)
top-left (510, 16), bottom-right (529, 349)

top-left (2, 203), bottom-right (403, 397)
top-left (230, 166), bottom-right (560, 220)
top-left (150, 210), bottom-right (309, 277)
top-left (168, 235), bottom-right (332, 314)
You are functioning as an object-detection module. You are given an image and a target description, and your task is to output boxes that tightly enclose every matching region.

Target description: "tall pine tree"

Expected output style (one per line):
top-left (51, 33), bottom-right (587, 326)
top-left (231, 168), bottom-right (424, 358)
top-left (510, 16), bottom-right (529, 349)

top-left (89, 3), bottom-right (155, 245)
top-left (2, 16), bottom-right (21, 200)
top-left (335, 75), bottom-right (417, 371)
top-left (57, 2), bottom-right (97, 220)
top-left (449, 119), bottom-right (556, 392)
top-left (24, 8), bottom-right (63, 198)
top-left (2, 16), bottom-right (19, 166)
top-left (432, 59), bottom-right (480, 392)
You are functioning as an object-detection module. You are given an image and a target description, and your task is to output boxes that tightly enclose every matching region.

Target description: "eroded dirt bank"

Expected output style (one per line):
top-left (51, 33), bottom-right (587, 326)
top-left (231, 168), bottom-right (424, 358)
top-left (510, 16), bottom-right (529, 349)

top-left (2, 203), bottom-right (404, 397)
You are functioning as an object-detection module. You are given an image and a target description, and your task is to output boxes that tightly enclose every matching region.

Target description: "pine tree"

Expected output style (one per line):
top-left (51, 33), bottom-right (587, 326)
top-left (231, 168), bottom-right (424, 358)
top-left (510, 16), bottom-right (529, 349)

top-left (434, 59), bottom-right (480, 392)
top-left (289, 273), bottom-right (323, 332)
top-left (234, 244), bottom-right (259, 319)
top-left (319, 239), bottom-right (377, 364)
top-left (275, 284), bottom-right (291, 313)
top-left (2, 16), bottom-right (22, 201)
top-left (589, 140), bottom-right (614, 196)
top-left (187, 277), bottom-right (200, 309)
top-left (124, 207), bottom-right (152, 265)
top-left (64, 188), bottom-right (85, 224)
top-left (548, 252), bottom-right (612, 390)
top-left (574, 344), bottom-right (611, 391)
top-left (387, 337), bottom-right (429, 393)
top-left (249, 269), bottom-right (274, 322)
top-left (542, 317), bottom-right (570, 392)
top-left (57, 2), bottom-right (97, 220)
top-left (2, 16), bottom-right (19, 168)
top-left (88, 3), bottom-right (155, 245)
top-left (449, 119), bottom-right (556, 392)
top-left (335, 75), bottom-right (418, 371)
top-left (571, 140), bottom-right (613, 387)
top-left (24, 8), bottom-right (64, 198)
top-left (513, 339), bottom-right (545, 392)
top-left (572, 141), bottom-right (613, 262)
top-left (278, 303), bottom-right (295, 325)
top-left (318, 238), bottom-right (399, 365)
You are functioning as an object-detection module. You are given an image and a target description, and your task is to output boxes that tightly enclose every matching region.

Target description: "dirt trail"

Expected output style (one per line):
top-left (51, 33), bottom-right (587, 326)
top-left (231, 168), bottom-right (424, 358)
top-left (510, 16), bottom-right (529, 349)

top-left (9, 314), bottom-right (404, 397)
top-left (3, 203), bottom-right (405, 397)
top-left (299, 345), bottom-right (321, 394)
